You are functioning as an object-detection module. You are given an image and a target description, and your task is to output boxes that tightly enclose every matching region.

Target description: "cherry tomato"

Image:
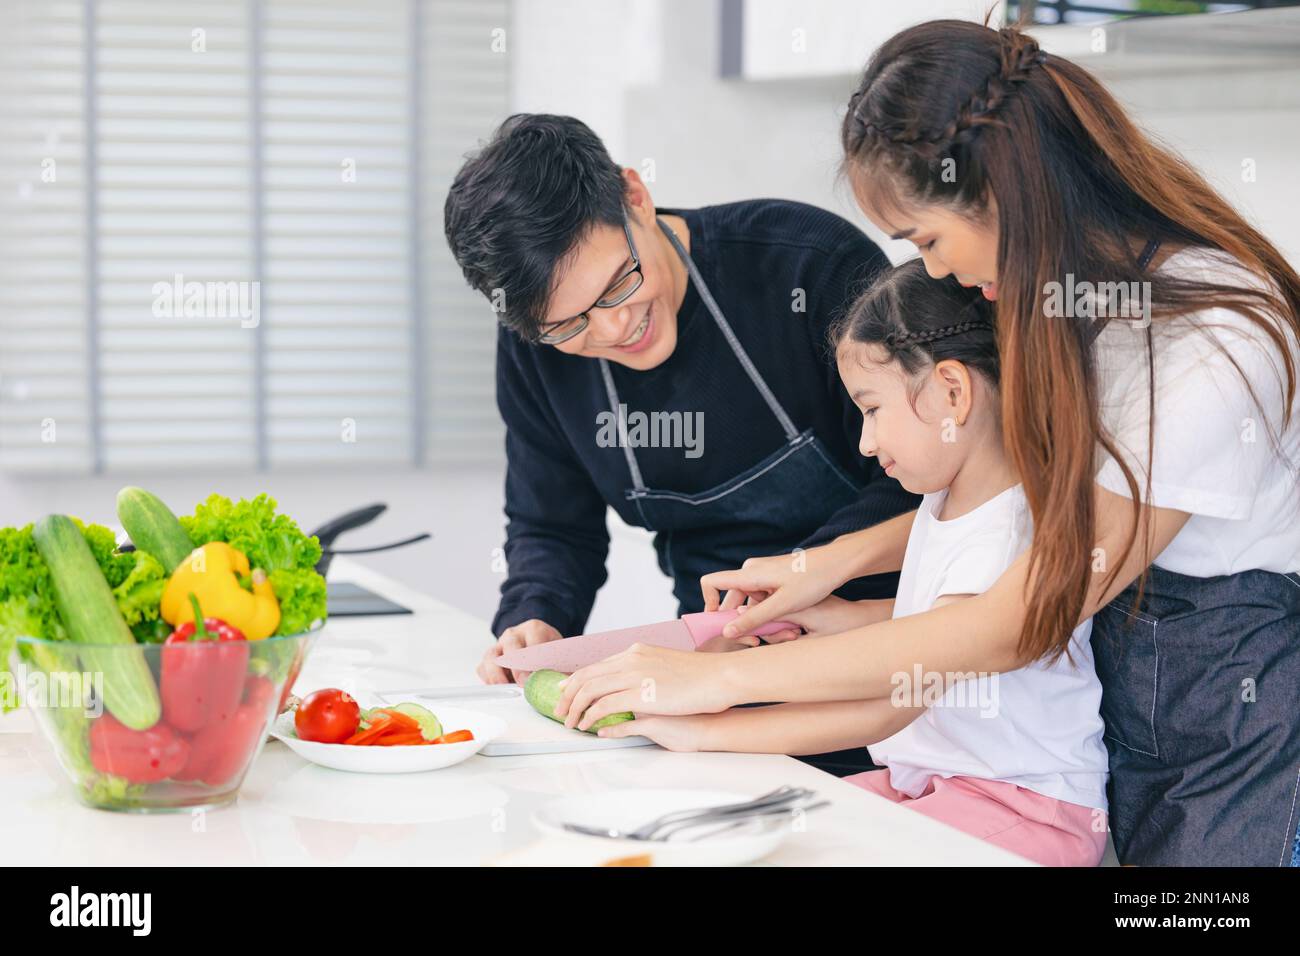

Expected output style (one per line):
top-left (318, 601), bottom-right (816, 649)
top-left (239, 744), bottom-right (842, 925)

top-left (294, 688), bottom-right (360, 744)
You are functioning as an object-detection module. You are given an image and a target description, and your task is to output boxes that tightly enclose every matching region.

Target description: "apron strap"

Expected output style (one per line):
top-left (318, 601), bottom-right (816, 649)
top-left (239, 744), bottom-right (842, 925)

top-left (656, 217), bottom-right (801, 443)
top-left (598, 358), bottom-right (647, 491)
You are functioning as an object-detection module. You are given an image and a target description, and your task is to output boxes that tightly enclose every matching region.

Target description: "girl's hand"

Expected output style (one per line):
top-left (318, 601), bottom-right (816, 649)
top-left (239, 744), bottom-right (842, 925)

top-left (598, 714), bottom-right (710, 752)
top-left (701, 543), bottom-right (851, 639)
top-left (555, 644), bottom-right (733, 730)
top-left (735, 594), bottom-right (888, 642)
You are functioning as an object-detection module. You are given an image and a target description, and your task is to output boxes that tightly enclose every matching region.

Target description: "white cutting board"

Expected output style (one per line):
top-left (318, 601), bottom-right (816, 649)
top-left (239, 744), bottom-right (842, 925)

top-left (374, 685), bottom-right (654, 757)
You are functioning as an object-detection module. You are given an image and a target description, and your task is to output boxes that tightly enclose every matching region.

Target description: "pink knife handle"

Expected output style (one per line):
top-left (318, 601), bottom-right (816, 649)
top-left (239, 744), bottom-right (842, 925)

top-left (681, 609), bottom-right (800, 647)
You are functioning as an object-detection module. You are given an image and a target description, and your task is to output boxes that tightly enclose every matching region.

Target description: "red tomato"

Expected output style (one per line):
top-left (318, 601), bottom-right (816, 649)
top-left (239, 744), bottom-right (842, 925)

top-left (294, 688), bottom-right (360, 744)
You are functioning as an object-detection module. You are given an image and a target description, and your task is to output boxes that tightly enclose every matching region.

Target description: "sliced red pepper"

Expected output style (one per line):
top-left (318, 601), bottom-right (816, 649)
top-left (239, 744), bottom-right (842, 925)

top-left (90, 713), bottom-right (190, 783)
top-left (161, 593), bottom-right (249, 733)
top-left (343, 713), bottom-right (396, 746)
top-left (364, 709), bottom-right (420, 733)
top-left (372, 733), bottom-right (431, 746)
top-left (434, 729), bottom-right (474, 745)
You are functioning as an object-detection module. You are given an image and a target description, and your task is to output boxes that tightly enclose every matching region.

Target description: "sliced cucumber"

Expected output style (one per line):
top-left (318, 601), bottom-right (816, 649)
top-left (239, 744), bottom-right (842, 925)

top-left (383, 702), bottom-right (443, 741)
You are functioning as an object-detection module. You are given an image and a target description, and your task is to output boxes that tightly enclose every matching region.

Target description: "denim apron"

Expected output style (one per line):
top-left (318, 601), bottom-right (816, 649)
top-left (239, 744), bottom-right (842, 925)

top-left (1088, 236), bottom-right (1300, 865)
top-left (598, 218), bottom-right (865, 615)
top-left (1092, 566), bottom-right (1300, 866)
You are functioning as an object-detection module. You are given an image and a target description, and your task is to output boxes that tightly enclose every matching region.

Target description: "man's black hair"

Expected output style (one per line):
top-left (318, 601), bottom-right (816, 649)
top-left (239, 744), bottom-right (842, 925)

top-left (443, 114), bottom-right (628, 341)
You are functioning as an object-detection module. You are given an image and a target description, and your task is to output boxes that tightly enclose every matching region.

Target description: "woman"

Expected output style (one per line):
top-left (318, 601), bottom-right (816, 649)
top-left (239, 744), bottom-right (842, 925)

top-left (554, 19), bottom-right (1300, 866)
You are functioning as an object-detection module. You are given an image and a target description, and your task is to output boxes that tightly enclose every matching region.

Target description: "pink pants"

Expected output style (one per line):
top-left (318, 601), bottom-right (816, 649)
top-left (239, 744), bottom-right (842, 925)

top-left (846, 769), bottom-right (1108, 867)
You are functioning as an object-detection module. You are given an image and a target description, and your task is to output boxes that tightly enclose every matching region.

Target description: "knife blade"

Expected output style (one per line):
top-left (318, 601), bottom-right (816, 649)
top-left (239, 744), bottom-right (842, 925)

top-left (495, 608), bottom-right (799, 674)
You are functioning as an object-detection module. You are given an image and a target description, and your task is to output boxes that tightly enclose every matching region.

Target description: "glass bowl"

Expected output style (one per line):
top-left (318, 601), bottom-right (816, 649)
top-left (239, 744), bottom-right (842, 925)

top-left (9, 627), bottom-right (319, 812)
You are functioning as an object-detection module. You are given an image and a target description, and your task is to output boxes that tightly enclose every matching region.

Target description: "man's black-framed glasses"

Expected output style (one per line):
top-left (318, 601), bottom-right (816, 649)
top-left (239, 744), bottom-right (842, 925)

top-left (535, 218), bottom-right (643, 345)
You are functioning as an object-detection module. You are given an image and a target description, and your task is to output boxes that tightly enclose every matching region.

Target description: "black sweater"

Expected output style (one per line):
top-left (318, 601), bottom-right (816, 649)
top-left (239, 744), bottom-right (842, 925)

top-left (492, 199), bottom-right (921, 637)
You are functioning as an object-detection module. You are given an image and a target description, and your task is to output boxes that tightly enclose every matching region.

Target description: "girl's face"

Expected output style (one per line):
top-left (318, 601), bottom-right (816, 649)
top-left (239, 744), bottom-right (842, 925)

top-left (836, 343), bottom-right (967, 495)
top-left (859, 192), bottom-right (1001, 301)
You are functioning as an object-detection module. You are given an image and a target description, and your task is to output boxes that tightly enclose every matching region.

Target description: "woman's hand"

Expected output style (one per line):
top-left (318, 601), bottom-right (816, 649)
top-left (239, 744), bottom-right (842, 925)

top-left (555, 644), bottom-right (735, 730)
top-left (700, 545), bottom-right (851, 639)
top-left (701, 511), bottom-right (917, 639)
top-left (597, 714), bottom-right (711, 752)
top-left (734, 594), bottom-right (893, 642)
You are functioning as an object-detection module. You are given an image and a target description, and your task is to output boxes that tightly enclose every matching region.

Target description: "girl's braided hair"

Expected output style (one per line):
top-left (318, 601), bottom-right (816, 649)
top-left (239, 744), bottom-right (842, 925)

top-left (831, 258), bottom-right (999, 389)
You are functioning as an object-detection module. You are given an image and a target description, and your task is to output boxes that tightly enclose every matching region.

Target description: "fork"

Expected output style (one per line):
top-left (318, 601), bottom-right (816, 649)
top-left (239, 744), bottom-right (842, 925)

top-left (561, 786), bottom-right (820, 841)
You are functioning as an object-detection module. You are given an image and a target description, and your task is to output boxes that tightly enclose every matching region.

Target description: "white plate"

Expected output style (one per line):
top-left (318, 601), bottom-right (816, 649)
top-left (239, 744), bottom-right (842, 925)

top-left (532, 788), bottom-right (789, 866)
top-left (270, 705), bottom-right (506, 774)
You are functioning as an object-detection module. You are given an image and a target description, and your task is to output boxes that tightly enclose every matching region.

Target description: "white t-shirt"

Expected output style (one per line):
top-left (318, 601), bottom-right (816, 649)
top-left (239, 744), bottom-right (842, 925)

top-left (867, 485), bottom-right (1110, 811)
top-left (1093, 247), bottom-right (1300, 576)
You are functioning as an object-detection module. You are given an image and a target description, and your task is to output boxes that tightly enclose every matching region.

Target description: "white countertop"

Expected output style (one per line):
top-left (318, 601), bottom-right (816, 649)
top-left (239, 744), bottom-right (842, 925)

top-left (1, 558), bottom-right (1030, 866)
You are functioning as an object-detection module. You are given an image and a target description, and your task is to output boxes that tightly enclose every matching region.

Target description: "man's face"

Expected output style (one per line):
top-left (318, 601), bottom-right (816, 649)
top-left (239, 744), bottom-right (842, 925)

top-left (541, 207), bottom-right (680, 370)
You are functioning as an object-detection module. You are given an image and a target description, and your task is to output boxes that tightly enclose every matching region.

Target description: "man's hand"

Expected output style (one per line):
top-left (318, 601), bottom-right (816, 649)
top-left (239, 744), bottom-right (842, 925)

top-left (477, 619), bottom-right (563, 685)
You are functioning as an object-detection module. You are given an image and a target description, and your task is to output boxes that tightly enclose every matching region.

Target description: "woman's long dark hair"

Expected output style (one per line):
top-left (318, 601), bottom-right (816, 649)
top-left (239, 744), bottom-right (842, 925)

top-left (840, 18), bottom-right (1300, 664)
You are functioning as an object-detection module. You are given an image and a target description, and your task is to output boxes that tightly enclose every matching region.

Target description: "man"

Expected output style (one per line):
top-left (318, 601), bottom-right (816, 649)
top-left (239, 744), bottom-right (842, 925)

top-left (445, 114), bottom-right (918, 716)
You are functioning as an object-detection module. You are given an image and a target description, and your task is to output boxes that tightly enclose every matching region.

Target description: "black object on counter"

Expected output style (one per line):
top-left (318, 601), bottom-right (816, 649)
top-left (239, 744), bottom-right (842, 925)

top-left (311, 503), bottom-right (430, 617)
top-left (326, 581), bottom-right (412, 617)
top-left (311, 503), bottom-right (430, 578)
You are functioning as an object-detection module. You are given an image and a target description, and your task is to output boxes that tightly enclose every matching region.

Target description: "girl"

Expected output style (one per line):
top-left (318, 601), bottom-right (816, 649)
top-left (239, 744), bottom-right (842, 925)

top-left (556, 18), bottom-right (1300, 867)
top-left (600, 260), bottom-right (1111, 867)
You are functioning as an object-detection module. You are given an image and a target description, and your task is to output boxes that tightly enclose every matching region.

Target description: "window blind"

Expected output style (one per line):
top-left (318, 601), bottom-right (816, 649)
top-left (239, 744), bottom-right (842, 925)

top-left (423, 0), bottom-right (508, 463)
top-left (0, 0), bottom-right (509, 475)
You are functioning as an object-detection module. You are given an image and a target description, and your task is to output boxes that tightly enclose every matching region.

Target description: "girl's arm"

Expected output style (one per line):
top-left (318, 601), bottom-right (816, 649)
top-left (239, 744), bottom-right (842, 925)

top-left (702, 509), bottom-right (917, 615)
top-left (556, 487), bottom-right (1190, 726)
top-left (717, 488), bottom-right (1191, 706)
top-left (599, 698), bottom-right (925, 755)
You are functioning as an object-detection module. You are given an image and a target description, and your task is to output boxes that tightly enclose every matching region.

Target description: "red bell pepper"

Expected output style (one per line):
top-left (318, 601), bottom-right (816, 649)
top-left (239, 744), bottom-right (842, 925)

top-left (178, 700), bottom-right (267, 787)
top-left (173, 676), bottom-right (277, 787)
top-left (242, 674), bottom-right (276, 713)
top-left (89, 713), bottom-right (190, 783)
top-left (162, 594), bottom-right (249, 733)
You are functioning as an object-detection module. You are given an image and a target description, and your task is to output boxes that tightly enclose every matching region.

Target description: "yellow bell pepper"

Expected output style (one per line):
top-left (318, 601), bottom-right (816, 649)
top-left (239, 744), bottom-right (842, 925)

top-left (161, 542), bottom-right (281, 640)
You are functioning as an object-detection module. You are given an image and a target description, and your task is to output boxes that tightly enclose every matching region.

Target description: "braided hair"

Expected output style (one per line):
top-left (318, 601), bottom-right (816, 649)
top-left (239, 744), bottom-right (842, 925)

top-left (831, 258), bottom-right (999, 390)
top-left (841, 23), bottom-right (1047, 214)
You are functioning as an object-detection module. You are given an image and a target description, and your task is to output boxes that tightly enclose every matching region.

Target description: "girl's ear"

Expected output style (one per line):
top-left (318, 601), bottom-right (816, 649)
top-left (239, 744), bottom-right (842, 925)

top-left (933, 359), bottom-right (974, 425)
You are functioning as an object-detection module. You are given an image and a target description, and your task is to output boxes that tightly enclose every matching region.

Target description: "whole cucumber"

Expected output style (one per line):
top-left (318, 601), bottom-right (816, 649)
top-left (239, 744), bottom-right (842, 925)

top-left (116, 486), bottom-right (195, 574)
top-left (34, 514), bottom-right (161, 730)
top-left (524, 669), bottom-right (634, 733)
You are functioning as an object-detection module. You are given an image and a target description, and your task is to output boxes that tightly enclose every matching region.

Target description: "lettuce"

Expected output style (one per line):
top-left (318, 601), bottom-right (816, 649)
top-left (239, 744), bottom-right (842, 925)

top-left (110, 551), bottom-right (167, 629)
top-left (179, 494), bottom-right (327, 635)
top-left (268, 567), bottom-right (327, 637)
top-left (0, 526), bottom-right (64, 712)
top-left (0, 522), bottom-right (167, 708)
